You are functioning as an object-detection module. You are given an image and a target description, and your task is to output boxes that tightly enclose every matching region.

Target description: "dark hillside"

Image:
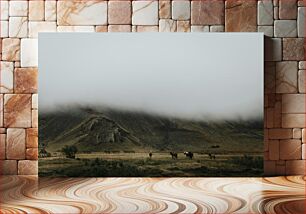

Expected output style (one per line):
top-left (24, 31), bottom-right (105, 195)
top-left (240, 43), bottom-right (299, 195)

top-left (39, 108), bottom-right (263, 153)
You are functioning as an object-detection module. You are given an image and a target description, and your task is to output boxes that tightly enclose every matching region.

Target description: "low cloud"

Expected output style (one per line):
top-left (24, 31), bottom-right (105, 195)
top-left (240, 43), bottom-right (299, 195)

top-left (39, 33), bottom-right (263, 121)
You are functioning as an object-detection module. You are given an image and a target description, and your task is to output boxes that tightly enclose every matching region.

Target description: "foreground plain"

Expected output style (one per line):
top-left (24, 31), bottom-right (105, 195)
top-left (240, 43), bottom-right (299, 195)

top-left (39, 152), bottom-right (263, 177)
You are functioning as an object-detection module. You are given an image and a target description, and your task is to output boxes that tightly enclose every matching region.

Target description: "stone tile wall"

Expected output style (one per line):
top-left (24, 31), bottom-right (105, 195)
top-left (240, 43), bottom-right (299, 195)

top-left (0, 0), bottom-right (305, 175)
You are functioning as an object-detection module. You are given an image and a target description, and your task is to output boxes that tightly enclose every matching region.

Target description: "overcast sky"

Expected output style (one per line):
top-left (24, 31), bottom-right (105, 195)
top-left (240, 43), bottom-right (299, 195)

top-left (39, 33), bottom-right (263, 121)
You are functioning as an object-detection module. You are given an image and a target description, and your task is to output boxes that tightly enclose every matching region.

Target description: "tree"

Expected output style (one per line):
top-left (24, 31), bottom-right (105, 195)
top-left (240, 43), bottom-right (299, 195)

top-left (61, 145), bottom-right (78, 159)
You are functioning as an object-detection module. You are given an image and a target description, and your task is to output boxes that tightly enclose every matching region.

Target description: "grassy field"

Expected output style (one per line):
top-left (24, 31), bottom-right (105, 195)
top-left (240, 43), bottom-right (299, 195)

top-left (39, 152), bottom-right (263, 177)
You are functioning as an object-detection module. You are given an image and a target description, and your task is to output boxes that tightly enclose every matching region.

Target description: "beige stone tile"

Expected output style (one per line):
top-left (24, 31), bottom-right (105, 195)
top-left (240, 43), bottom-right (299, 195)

top-left (4, 94), bottom-right (31, 128)
top-left (298, 7), bottom-right (305, 37)
top-left (95, 26), bottom-right (108, 32)
top-left (264, 38), bottom-right (282, 61)
top-left (26, 148), bottom-right (38, 160)
top-left (132, 1), bottom-right (158, 25)
top-left (26, 128), bottom-right (38, 148)
top-left (6, 128), bottom-right (25, 159)
top-left (57, 26), bottom-right (95, 32)
top-left (191, 25), bottom-right (209, 32)
top-left (274, 20), bottom-right (297, 37)
top-left (276, 92), bottom-right (283, 101)
top-left (298, 0), bottom-right (305, 6)
top-left (14, 61), bottom-right (20, 68)
top-left (132, 25), bottom-right (136, 32)
top-left (303, 129), bottom-right (306, 143)
top-left (285, 160), bottom-right (305, 175)
top-left (282, 94), bottom-right (305, 113)
top-left (268, 128), bottom-right (293, 139)
top-left (9, 17), bottom-right (28, 38)
top-left (280, 139), bottom-right (302, 160)
top-left (225, 0), bottom-right (256, 32)
top-left (108, 25), bottom-right (131, 32)
top-left (269, 140), bottom-right (279, 160)
top-left (32, 110), bottom-right (38, 128)
top-left (0, 94), bottom-right (3, 127)
top-left (29, 21), bottom-right (57, 38)
top-left (0, 128), bottom-right (6, 134)
top-left (14, 68), bottom-right (38, 94)
top-left (0, 160), bottom-right (17, 175)
top-left (299, 61), bottom-right (306, 69)
top-left (210, 25), bottom-right (224, 32)
top-left (258, 26), bottom-right (273, 37)
top-left (264, 151), bottom-right (269, 160)
top-left (298, 70), bottom-right (305, 93)
top-left (9, 1), bottom-right (28, 17)
top-left (264, 129), bottom-right (269, 142)
top-left (32, 94), bottom-right (38, 109)
top-left (282, 114), bottom-right (305, 128)
top-left (276, 160), bottom-right (285, 166)
top-left (283, 38), bottom-right (305, 61)
top-left (57, 1), bottom-right (107, 25)
top-left (264, 62), bottom-right (276, 94)
top-left (29, 1), bottom-right (44, 21)
top-left (264, 139), bottom-right (269, 152)
top-left (279, 0), bottom-right (297, 19)
top-left (0, 61), bottom-right (14, 93)
top-left (266, 108), bottom-right (274, 128)
top-left (275, 164), bottom-right (286, 175)
top-left (264, 160), bottom-right (276, 175)
top-left (108, 1), bottom-right (131, 24)
top-left (192, 0), bottom-right (224, 25)
top-left (159, 19), bottom-right (176, 32)
top-left (258, 0), bottom-right (273, 25)
top-left (159, 1), bottom-right (171, 19)
top-left (20, 39), bottom-right (38, 67)
top-left (293, 128), bottom-right (302, 139)
top-left (45, 1), bottom-right (57, 21)
top-left (1, 21), bottom-right (9, 38)
top-left (274, 99), bottom-right (282, 128)
top-left (0, 1), bottom-right (9, 21)
top-left (302, 144), bottom-right (306, 159)
top-left (136, 26), bottom-right (158, 32)
top-left (172, 1), bottom-right (190, 21)
top-left (177, 21), bottom-right (190, 32)
top-left (0, 134), bottom-right (5, 159)
top-left (274, 6), bottom-right (279, 19)
top-left (2, 38), bottom-right (20, 61)
top-left (18, 160), bottom-right (38, 175)
top-left (276, 61), bottom-right (298, 93)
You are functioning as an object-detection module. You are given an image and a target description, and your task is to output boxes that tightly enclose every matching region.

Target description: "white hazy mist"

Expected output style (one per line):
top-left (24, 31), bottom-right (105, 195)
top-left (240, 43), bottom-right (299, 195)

top-left (39, 33), bottom-right (263, 121)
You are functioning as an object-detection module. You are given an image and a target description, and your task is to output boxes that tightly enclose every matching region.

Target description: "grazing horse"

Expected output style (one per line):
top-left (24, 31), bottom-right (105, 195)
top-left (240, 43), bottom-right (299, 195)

top-left (208, 153), bottom-right (216, 160)
top-left (184, 151), bottom-right (193, 159)
top-left (149, 152), bottom-right (152, 159)
top-left (170, 152), bottom-right (178, 159)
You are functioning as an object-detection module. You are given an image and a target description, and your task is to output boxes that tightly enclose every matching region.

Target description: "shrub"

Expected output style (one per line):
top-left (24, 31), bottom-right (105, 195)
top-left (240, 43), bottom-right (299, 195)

top-left (61, 145), bottom-right (78, 159)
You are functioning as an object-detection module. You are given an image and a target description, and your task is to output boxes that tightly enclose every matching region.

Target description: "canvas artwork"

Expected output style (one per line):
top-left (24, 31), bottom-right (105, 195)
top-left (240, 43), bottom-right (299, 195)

top-left (39, 33), bottom-right (264, 177)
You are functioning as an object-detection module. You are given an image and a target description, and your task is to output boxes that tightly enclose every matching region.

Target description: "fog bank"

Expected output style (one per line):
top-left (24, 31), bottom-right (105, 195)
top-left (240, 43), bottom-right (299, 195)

top-left (39, 33), bottom-right (263, 121)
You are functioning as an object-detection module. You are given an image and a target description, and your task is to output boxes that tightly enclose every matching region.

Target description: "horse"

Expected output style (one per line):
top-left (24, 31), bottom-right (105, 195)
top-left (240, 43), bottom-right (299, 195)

top-left (170, 152), bottom-right (178, 159)
top-left (184, 151), bottom-right (193, 159)
top-left (208, 153), bottom-right (216, 160)
top-left (149, 152), bottom-right (152, 159)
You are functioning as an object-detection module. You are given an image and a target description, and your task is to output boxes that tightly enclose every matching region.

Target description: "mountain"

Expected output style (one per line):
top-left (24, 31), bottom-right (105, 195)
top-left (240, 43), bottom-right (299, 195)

top-left (39, 108), bottom-right (263, 153)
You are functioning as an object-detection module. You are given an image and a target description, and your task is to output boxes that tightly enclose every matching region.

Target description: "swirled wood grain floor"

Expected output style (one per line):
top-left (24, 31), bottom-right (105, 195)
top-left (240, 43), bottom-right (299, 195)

top-left (0, 176), bottom-right (305, 214)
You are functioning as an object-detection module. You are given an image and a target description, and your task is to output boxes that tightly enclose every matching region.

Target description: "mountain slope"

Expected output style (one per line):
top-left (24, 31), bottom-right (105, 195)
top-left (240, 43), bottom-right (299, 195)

top-left (39, 108), bottom-right (263, 153)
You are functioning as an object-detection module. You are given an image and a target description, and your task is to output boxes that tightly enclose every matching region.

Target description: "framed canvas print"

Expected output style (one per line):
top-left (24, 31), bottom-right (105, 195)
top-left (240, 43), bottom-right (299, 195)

top-left (38, 33), bottom-right (264, 177)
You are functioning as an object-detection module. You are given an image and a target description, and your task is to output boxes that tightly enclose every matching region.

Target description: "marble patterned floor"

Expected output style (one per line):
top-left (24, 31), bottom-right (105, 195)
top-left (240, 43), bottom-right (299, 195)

top-left (0, 176), bottom-right (305, 214)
